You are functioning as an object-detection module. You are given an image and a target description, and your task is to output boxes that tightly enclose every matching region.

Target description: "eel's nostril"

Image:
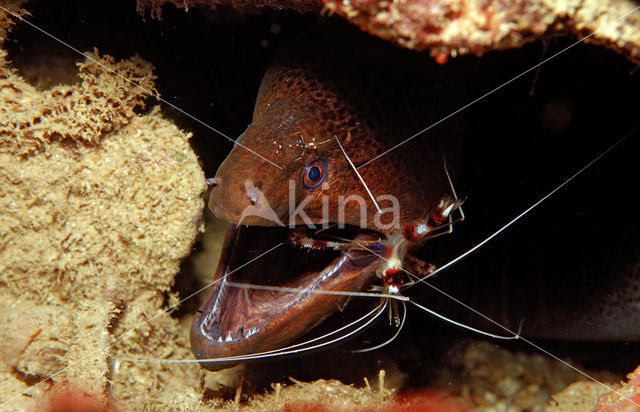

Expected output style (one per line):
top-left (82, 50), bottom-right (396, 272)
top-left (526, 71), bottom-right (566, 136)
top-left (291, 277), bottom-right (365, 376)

top-left (206, 177), bottom-right (222, 187)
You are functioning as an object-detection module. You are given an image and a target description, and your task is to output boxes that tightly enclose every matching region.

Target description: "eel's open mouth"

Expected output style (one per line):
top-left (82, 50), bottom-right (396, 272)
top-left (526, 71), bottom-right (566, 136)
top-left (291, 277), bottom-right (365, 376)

top-left (190, 224), bottom-right (381, 371)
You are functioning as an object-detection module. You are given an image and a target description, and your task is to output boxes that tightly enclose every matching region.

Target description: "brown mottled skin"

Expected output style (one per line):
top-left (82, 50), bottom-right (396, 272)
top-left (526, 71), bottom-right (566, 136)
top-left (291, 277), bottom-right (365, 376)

top-left (191, 34), bottom-right (465, 370)
top-left (209, 39), bottom-right (462, 229)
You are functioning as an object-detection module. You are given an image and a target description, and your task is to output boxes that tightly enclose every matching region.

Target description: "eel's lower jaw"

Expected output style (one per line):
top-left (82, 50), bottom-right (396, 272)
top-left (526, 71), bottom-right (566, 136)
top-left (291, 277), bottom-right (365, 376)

top-left (190, 224), bottom-right (380, 371)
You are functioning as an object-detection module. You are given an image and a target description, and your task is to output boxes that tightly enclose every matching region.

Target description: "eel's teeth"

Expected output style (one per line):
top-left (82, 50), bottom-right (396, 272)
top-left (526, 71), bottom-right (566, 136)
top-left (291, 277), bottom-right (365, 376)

top-left (225, 331), bottom-right (233, 342)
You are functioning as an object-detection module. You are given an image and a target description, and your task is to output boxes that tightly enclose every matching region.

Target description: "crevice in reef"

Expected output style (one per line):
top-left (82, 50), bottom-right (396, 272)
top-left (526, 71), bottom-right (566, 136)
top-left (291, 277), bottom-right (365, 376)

top-left (5, 41), bottom-right (80, 90)
top-left (169, 249), bottom-right (206, 320)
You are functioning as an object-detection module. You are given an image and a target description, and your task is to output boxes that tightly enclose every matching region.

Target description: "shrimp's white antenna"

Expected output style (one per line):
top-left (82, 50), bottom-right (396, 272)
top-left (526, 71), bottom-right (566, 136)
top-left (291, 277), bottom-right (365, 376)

top-left (116, 299), bottom-right (387, 364)
top-left (410, 300), bottom-right (519, 340)
top-left (224, 281), bottom-right (410, 301)
top-left (351, 300), bottom-right (408, 353)
top-left (443, 153), bottom-right (465, 222)
top-left (415, 124), bottom-right (639, 285)
top-left (335, 135), bottom-right (381, 213)
top-left (352, 241), bottom-right (519, 340)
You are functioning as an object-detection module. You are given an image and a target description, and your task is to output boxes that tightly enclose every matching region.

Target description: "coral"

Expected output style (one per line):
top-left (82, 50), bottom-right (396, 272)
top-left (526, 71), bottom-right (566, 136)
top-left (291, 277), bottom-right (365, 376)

top-left (247, 377), bottom-right (395, 411)
top-left (208, 371), bottom-right (468, 412)
top-left (596, 365), bottom-right (640, 412)
top-left (440, 341), bottom-right (620, 412)
top-left (546, 381), bottom-right (615, 412)
top-left (0, 4), bottom-right (207, 411)
top-left (0, 1), bottom-right (28, 44)
top-left (0, 49), bottom-right (156, 155)
top-left (324, 0), bottom-right (640, 62)
top-left (138, 0), bottom-right (640, 64)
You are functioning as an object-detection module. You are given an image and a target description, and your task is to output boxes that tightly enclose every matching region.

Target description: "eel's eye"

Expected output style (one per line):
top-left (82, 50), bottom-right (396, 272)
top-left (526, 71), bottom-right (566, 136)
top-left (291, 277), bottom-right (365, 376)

top-left (302, 157), bottom-right (327, 190)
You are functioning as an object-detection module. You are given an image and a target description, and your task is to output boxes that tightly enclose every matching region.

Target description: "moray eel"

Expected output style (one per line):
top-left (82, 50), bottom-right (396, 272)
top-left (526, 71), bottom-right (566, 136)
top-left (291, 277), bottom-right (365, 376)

top-left (191, 32), bottom-right (640, 371)
top-left (190, 33), bottom-right (465, 370)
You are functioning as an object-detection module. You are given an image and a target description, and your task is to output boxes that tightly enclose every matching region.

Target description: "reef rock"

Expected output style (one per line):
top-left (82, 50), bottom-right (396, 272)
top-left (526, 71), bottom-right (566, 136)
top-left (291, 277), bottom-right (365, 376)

top-left (137, 0), bottom-right (640, 64)
top-left (0, 3), bottom-right (206, 410)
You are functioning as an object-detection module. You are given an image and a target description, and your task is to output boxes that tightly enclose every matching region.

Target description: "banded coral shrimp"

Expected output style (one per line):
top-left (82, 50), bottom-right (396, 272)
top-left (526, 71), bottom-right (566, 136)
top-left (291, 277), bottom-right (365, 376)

top-left (3, 0), bottom-right (640, 409)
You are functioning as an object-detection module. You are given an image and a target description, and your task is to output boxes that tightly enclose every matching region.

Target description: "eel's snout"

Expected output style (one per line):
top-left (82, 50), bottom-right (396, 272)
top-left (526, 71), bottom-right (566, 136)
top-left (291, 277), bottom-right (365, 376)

top-left (207, 159), bottom-right (257, 224)
top-left (208, 139), bottom-right (293, 227)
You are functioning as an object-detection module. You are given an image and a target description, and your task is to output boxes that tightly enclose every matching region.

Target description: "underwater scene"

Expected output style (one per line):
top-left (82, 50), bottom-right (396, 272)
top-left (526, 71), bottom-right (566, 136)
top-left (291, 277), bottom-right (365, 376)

top-left (0, 0), bottom-right (639, 410)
